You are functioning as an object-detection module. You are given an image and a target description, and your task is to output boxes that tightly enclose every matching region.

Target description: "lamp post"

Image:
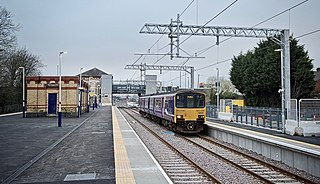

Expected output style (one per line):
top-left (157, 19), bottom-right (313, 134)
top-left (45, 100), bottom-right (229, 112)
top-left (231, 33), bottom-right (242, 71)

top-left (97, 84), bottom-right (100, 107)
top-left (58, 51), bottom-right (67, 127)
top-left (275, 48), bottom-right (285, 133)
top-left (18, 67), bottom-right (26, 118)
top-left (78, 67), bottom-right (84, 118)
top-left (87, 77), bottom-right (90, 113)
top-left (216, 68), bottom-right (220, 114)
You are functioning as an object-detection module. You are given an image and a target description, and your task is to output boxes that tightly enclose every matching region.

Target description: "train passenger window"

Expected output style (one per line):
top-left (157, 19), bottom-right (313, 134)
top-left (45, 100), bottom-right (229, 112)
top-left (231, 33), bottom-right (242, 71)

top-left (145, 99), bottom-right (148, 108)
top-left (155, 99), bottom-right (161, 108)
top-left (150, 98), bottom-right (154, 109)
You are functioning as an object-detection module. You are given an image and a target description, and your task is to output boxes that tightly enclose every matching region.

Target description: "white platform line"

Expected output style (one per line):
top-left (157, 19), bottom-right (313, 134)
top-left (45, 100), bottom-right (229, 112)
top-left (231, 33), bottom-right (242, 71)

top-left (116, 107), bottom-right (173, 184)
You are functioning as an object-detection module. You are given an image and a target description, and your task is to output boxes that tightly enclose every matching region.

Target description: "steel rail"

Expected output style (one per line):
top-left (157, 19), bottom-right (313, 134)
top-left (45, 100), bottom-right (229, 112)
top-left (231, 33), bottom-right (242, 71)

top-left (190, 134), bottom-right (315, 184)
top-left (120, 108), bottom-right (221, 184)
top-left (180, 134), bottom-right (273, 184)
top-left (125, 108), bottom-right (316, 183)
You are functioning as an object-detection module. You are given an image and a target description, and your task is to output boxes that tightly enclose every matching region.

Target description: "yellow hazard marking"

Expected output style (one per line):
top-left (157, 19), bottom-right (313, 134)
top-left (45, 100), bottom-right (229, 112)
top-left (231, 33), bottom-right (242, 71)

top-left (112, 106), bottom-right (136, 184)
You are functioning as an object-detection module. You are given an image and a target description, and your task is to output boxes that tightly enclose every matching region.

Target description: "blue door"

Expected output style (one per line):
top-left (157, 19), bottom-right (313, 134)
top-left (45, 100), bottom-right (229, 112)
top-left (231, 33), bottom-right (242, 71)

top-left (48, 93), bottom-right (57, 114)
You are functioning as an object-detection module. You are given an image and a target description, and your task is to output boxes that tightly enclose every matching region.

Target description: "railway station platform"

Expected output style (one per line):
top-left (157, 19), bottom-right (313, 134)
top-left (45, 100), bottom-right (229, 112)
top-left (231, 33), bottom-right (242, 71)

top-left (0, 106), bottom-right (171, 184)
top-left (112, 106), bottom-right (171, 184)
top-left (3, 105), bottom-right (320, 183)
top-left (204, 119), bottom-right (320, 178)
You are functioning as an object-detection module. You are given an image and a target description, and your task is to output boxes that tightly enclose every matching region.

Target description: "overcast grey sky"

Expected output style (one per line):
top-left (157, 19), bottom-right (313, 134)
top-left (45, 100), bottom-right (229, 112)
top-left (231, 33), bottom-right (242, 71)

top-left (2, 0), bottom-right (320, 88)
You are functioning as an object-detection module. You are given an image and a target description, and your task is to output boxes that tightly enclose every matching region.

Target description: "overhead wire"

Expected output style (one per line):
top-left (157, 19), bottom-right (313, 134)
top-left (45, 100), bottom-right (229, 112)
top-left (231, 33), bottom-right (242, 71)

top-left (179, 0), bottom-right (238, 46)
top-left (130, 55), bottom-right (146, 80)
top-left (148, 0), bottom-right (238, 67)
top-left (131, 54), bottom-right (143, 66)
top-left (295, 29), bottom-right (320, 39)
top-left (159, 0), bottom-right (239, 83)
top-left (195, 29), bottom-right (320, 71)
top-left (167, 0), bottom-right (311, 83)
top-left (180, 0), bottom-right (195, 17)
top-left (183, 0), bottom-right (309, 66)
top-left (251, 0), bottom-right (308, 28)
top-left (187, 0), bottom-right (309, 67)
top-left (148, 35), bottom-right (165, 53)
top-left (195, 28), bottom-right (320, 73)
top-left (130, 0), bottom-right (197, 79)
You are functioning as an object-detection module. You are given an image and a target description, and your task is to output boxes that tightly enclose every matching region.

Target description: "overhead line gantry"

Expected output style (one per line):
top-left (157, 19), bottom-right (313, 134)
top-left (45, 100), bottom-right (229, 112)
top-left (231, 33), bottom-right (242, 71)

top-left (138, 20), bottom-right (291, 115)
top-left (124, 63), bottom-right (195, 88)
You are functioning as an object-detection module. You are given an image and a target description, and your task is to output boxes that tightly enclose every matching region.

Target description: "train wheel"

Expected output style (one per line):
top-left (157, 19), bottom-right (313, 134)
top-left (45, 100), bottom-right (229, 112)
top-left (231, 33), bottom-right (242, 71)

top-left (168, 122), bottom-right (172, 130)
top-left (172, 123), bottom-right (177, 132)
top-left (164, 120), bottom-right (169, 127)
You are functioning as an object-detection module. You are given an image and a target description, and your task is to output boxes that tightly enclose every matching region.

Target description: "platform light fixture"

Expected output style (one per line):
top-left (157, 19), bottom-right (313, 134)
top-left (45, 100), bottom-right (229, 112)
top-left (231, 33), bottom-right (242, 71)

top-left (78, 67), bottom-right (84, 118)
top-left (18, 67), bottom-right (26, 118)
top-left (275, 48), bottom-right (285, 133)
top-left (216, 68), bottom-right (220, 114)
top-left (58, 51), bottom-right (67, 127)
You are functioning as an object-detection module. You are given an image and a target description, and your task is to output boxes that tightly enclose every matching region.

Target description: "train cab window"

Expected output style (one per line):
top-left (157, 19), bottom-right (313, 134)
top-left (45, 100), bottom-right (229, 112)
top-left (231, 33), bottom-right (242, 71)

top-left (197, 94), bottom-right (205, 107)
top-left (176, 93), bottom-right (205, 108)
top-left (186, 95), bottom-right (194, 107)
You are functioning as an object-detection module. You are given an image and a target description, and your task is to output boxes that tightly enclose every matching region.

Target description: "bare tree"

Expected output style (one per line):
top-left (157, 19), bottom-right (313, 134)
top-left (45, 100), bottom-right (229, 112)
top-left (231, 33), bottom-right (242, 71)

top-left (0, 7), bottom-right (45, 113)
top-left (3, 48), bottom-right (43, 87)
top-left (0, 48), bottom-right (44, 110)
top-left (0, 6), bottom-right (19, 51)
top-left (205, 76), bottom-right (241, 104)
top-left (0, 6), bottom-right (20, 88)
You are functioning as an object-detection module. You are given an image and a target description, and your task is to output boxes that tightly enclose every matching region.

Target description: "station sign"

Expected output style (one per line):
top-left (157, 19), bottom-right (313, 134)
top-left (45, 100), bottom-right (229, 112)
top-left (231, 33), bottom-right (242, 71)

top-left (112, 84), bottom-right (145, 94)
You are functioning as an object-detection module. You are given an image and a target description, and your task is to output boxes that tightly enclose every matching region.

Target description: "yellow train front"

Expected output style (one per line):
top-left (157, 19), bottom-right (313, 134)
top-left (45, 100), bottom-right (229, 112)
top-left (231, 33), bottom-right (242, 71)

top-left (174, 90), bottom-right (206, 133)
top-left (139, 90), bottom-right (206, 133)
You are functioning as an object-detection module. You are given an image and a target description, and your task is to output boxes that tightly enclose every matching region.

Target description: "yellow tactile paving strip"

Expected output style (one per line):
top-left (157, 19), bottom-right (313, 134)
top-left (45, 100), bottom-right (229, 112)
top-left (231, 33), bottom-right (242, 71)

top-left (112, 107), bottom-right (136, 184)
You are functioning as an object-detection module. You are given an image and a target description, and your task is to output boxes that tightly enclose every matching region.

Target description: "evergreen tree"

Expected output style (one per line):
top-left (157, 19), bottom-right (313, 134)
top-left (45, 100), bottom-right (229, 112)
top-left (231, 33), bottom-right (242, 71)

top-left (230, 36), bottom-right (315, 107)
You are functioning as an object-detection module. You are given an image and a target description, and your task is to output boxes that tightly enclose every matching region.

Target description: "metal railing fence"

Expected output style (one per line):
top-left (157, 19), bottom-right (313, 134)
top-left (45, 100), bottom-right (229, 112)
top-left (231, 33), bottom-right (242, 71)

top-left (0, 104), bottom-right (21, 114)
top-left (206, 105), bottom-right (283, 130)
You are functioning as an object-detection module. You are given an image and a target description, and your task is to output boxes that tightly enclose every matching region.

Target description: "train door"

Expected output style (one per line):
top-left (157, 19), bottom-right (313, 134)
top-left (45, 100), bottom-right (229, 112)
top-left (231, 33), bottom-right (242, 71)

top-left (48, 93), bottom-right (57, 114)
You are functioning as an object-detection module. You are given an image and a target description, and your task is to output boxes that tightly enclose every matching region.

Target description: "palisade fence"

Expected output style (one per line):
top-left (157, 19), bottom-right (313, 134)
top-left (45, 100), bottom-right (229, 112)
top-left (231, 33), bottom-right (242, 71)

top-left (232, 106), bottom-right (282, 130)
top-left (299, 99), bottom-right (320, 122)
top-left (206, 98), bottom-right (320, 134)
top-left (206, 99), bottom-right (283, 130)
top-left (0, 104), bottom-right (21, 114)
top-left (287, 99), bottom-right (298, 121)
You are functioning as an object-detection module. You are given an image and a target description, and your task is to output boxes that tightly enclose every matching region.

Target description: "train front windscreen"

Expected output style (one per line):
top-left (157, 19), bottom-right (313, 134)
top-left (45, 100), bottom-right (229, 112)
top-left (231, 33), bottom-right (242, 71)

top-left (176, 93), bottom-right (205, 108)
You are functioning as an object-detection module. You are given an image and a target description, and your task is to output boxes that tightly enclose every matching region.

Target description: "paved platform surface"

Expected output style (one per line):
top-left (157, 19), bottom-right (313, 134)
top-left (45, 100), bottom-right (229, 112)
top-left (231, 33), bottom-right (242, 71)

top-left (113, 107), bottom-right (171, 184)
top-left (0, 106), bottom-right (115, 184)
top-left (0, 106), bottom-right (171, 184)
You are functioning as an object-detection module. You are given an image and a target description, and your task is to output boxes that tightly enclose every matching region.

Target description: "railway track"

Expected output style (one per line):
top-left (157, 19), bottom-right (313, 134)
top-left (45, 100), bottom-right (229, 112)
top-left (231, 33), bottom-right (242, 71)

top-left (120, 108), bottom-right (220, 184)
top-left (123, 108), bottom-right (318, 183)
top-left (181, 135), bottom-right (315, 184)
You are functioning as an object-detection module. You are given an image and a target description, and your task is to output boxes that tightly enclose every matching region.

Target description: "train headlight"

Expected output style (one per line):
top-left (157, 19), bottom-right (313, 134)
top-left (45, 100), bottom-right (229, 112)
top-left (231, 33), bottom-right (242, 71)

top-left (198, 115), bottom-right (205, 118)
top-left (177, 115), bottom-right (183, 119)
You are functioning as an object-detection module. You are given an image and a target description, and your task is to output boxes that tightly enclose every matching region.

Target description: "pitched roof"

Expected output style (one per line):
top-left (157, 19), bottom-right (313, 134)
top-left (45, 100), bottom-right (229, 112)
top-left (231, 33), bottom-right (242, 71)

top-left (78, 67), bottom-right (109, 77)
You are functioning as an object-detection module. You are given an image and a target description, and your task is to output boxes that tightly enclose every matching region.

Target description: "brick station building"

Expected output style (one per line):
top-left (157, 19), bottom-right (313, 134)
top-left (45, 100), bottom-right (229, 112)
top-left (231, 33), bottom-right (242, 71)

top-left (26, 76), bottom-right (88, 117)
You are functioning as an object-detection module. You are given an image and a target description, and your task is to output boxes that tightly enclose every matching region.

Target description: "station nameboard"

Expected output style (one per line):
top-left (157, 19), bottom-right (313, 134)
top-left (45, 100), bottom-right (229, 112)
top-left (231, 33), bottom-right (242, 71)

top-left (112, 84), bottom-right (145, 94)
